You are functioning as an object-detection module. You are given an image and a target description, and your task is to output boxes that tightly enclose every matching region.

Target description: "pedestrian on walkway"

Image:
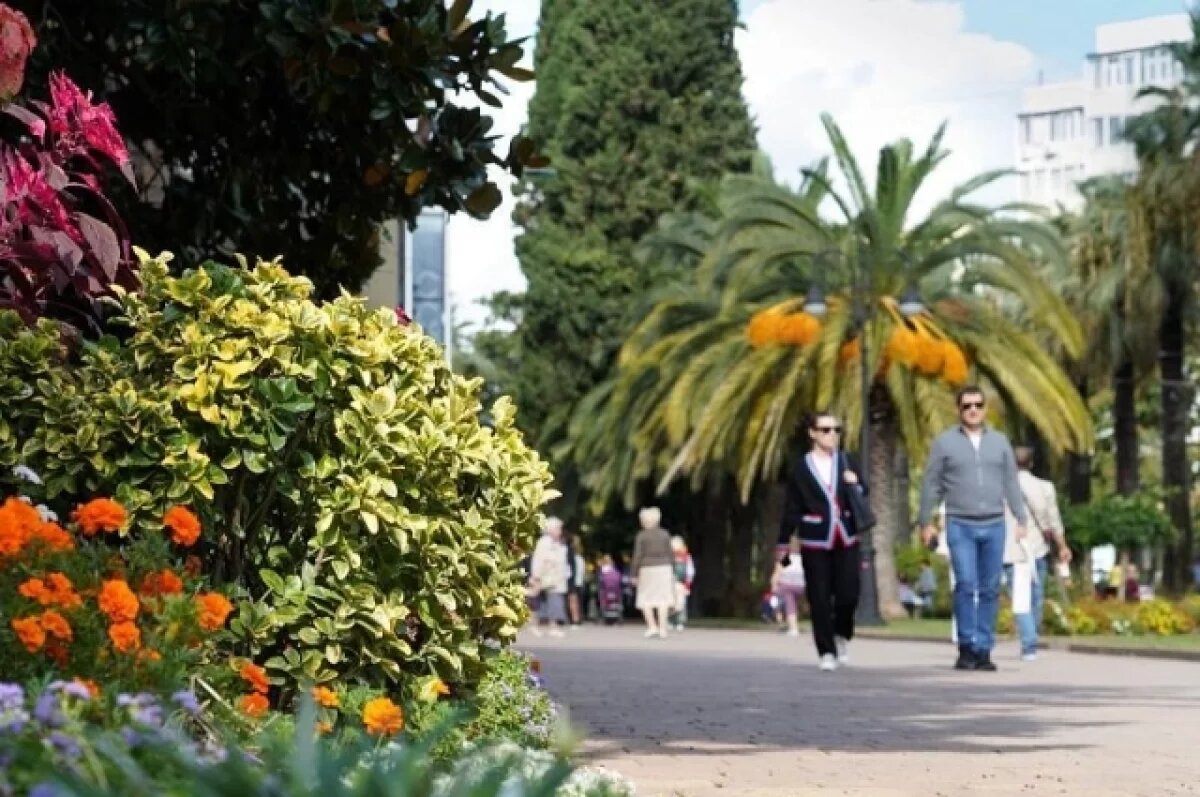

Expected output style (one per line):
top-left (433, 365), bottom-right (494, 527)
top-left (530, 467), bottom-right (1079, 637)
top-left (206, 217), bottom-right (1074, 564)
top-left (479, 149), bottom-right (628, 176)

top-left (779, 411), bottom-right (868, 671)
top-left (529, 517), bottom-right (570, 637)
top-left (668, 535), bottom-right (695, 631)
top-left (1003, 446), bottom-right (1071, 661)
top-left (919, 386), bottom-right (1027, 672)
top-left (632, 506), bottom-right (675, 639)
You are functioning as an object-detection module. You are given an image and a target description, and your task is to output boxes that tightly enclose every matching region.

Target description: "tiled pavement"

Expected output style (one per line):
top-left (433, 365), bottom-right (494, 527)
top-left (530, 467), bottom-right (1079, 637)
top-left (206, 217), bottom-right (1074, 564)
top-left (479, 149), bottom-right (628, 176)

top-left (521, 626), bottom-right (1200, 797)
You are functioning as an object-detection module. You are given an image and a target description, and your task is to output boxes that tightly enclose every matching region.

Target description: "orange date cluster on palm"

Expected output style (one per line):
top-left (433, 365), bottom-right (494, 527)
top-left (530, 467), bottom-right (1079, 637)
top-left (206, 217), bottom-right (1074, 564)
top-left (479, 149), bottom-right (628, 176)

top-left (746, 309), bottom-right (968, 386)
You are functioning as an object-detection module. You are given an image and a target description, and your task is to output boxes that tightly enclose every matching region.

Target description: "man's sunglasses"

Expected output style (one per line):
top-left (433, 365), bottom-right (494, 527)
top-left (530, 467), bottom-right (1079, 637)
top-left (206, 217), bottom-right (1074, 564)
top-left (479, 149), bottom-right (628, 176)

top-left (813, 425), bottom-right (842, 434)
top-left (959, 401), bottom-right (985, 411)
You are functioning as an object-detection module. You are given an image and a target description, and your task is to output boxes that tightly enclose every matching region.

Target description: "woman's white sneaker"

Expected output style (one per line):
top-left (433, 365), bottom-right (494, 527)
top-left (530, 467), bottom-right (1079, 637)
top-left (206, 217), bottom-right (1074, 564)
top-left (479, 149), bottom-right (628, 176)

top-left (835, 636), bottom-right (849, 665)
top-left (819, 654), bottom-right (838, 671)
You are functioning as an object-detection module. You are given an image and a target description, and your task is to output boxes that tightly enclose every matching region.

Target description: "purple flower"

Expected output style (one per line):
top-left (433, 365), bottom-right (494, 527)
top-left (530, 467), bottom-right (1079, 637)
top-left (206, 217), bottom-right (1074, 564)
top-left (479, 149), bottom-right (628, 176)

top-left (33, 693), bottom-right (63, 728)
top-left (29, 784), bottom-right (61, 797)
top-left (171, 690), bottom-right (200, 716)
top-left (47, 731), bottom-right (81, 760)
top-left (0, 684), bottom-right (23, 712)
top-left (121, 727), bottom-right (142, 747)
top-left (47, 681), bottom-right (90, 702)
top-left (130, 704), bottom-right (163, 727)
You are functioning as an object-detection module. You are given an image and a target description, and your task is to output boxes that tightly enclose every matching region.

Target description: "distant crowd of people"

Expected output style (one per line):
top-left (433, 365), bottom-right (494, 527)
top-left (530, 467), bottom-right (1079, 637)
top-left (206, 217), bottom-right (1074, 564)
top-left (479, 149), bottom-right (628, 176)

top-left (522, 509), bottom-right (695, 638)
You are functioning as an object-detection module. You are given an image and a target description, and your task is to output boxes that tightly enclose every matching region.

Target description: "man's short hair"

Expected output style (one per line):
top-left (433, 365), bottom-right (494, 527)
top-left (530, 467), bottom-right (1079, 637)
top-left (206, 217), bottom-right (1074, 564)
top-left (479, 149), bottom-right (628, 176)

top-left (1014, 446), bottom-right (1035, 470)
top-left (955, 385), bottom-right (985, 406)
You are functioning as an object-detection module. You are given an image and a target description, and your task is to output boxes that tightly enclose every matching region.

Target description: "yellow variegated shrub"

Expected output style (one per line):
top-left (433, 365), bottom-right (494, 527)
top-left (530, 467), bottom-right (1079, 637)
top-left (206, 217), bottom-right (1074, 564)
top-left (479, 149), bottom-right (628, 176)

top-left (0, 252), bottom-right (554, 701)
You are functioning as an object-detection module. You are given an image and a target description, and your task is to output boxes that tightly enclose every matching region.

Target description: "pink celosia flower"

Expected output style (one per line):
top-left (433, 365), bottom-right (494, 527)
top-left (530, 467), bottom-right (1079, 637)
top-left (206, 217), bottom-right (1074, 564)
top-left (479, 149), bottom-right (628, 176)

top-left (46, 73), bottom-right (131, 170)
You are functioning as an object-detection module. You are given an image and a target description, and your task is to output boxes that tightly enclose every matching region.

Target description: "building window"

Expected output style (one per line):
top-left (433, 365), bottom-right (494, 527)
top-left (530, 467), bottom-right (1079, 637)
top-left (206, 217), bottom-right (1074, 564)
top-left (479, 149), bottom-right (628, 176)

top-left (1110, 115), bottom-right (1123, 143)
top-left (1021, 118), bottom-right (1031, 145)
top-left (1093, 117), bottom-right (1104, 146)
top-left (1093, 60), bottom-right (1103, 89)
top-left (1126, 54), bottom-right (1136, 86)
top-left (1108, 55), bottom-right (1121, 85)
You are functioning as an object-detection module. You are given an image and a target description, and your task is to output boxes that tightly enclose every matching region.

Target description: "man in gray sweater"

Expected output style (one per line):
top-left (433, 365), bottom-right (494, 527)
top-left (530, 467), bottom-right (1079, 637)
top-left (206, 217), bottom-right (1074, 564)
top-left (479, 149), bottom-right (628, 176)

top-left (919, 386), bottom-right (1027, 672)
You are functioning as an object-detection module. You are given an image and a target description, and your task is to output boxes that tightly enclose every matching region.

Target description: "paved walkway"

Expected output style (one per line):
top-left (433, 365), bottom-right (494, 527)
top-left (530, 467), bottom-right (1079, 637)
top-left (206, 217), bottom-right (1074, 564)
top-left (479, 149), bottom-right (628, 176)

top-left (520, 626), bottom-right (1200, 797)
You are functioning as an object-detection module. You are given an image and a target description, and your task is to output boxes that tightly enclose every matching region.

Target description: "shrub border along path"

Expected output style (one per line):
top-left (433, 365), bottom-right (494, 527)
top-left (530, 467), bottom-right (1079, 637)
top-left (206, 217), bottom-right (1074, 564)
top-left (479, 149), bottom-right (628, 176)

top-left (687, 617), bottom-right (1200, 661)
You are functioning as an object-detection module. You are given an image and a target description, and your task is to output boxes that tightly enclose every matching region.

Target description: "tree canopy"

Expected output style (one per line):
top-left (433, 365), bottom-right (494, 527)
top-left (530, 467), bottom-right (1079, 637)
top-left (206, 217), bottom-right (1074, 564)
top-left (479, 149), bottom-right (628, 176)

top-left (22, 0), bottom-right (542, 295)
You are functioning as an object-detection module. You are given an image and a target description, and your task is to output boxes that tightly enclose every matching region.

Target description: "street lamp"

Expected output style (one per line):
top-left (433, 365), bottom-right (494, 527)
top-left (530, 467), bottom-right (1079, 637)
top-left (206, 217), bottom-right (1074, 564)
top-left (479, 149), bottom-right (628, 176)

top-left (807, 248), bottom-right (925, 626)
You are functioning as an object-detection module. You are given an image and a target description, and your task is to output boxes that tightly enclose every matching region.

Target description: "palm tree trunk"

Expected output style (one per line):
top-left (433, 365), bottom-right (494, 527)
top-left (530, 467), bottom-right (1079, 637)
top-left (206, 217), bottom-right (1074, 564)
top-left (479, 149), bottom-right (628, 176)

top-left (1159, 295), bottom-right (1193, 593)
top-left (867, 385), bottom-right (906, 620)
top-left (689, 488), bottom-right (728, 617)
top-left (1067, 373), bottom-right (1092, 505)
top-left (1113, 358), bottom-right (1139, 496)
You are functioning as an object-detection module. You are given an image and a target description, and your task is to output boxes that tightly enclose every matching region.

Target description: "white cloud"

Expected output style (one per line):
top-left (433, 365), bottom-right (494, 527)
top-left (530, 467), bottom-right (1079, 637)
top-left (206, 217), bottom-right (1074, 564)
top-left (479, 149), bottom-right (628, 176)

top-left (448, 0), bottom-right (1039, 326)
top-left (738, 0), bottom-right (1035, 210)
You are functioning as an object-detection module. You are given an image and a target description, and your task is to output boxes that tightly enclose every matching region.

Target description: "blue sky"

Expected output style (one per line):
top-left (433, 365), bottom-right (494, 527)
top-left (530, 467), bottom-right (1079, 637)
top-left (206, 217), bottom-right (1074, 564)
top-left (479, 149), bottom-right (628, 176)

top-left (957, 0), bottom-right (1189, 79)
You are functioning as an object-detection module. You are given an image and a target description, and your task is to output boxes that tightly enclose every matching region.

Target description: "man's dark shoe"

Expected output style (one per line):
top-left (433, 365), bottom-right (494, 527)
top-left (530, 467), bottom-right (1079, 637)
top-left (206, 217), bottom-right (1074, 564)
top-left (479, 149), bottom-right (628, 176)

top-left (975, 651), bottom-right (997, 671)
top-left (954, 646), bottom-right (978, 670)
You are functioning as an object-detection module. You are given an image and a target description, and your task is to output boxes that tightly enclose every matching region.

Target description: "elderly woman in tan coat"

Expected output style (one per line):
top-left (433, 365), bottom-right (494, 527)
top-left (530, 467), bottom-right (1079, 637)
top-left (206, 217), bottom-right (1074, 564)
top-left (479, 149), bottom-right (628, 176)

top-left (632, 507), bottom-right (675, 639)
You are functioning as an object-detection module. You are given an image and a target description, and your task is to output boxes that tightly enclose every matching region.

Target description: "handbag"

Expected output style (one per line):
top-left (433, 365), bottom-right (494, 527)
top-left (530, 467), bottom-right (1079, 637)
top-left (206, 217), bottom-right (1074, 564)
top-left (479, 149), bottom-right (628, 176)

top-left (844, 480), bottom-right (877, 531)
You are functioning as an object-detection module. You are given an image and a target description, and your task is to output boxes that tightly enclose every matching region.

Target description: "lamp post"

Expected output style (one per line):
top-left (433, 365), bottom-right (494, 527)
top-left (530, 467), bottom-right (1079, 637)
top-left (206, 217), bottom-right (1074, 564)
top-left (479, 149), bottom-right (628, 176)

top-left (804, 248), bottom-right (924, 627)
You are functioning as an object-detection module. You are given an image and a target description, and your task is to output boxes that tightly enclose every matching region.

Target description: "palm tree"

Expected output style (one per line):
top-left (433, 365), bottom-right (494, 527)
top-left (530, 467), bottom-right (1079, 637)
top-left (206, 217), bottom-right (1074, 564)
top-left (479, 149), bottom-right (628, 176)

top-left (1059, 176), bottom-right (1156, 501)
top-left (1124, 79), bottom-right (1200, 591)
top-left (578, 117), bottom-right (1092, 619)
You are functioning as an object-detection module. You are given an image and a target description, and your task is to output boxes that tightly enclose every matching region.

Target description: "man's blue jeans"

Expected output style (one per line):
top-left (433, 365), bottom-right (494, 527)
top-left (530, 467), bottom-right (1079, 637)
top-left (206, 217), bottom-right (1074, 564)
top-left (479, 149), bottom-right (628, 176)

top-left (1005, 557), bottom-right (1049, 655)
top-left (946, 518), bottom-right (1006, 654)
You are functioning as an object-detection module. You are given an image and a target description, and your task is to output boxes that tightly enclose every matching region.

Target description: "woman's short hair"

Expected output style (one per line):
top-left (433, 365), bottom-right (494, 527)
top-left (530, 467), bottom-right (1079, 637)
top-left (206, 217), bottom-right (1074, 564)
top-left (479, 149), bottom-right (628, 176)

top-left (670, 535), bottom-right (686, 552)
top-left (638, 506), bottom-right (661, 526)
top-left (544, 516), bottom-right (564, 534)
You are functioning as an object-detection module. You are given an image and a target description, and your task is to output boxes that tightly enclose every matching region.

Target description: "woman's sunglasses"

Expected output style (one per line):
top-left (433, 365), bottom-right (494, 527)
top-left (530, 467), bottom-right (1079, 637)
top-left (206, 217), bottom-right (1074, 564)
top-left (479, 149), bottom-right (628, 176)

top-left (813, 425), bottom-right (842, 434)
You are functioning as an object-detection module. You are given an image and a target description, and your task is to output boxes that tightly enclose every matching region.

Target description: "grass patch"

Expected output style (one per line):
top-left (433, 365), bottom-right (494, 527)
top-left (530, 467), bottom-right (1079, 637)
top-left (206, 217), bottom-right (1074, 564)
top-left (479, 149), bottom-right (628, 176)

top-left (1064, 633), bottom-right (1200, 652)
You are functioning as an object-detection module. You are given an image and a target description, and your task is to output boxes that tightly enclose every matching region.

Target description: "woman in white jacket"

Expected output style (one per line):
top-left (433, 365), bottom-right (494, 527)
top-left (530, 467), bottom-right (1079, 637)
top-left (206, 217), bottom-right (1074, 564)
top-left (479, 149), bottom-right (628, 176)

top-left (529, 517), bottom-right (570, 637)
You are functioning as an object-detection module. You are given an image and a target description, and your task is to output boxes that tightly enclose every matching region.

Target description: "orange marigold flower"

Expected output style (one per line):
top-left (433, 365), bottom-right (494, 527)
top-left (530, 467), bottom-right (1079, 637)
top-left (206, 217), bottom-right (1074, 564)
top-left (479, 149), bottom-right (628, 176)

top-left (72, 497), bottom-right (127, 536)
top-left (432, 679), bottom-right (451, 697)
top-left (46, 573), bottom-right (82, 609)
top-left (18, 577), bottom-right (50, 604)
top-left (163, 506), bottom-right (201, 547)
top-left (74, 678), bottom-right (101, 698)
top-left (137, 648), bottom-right (162, 663)
top-left (362, 697), bottom-right (404, 737)
top-left (195, 592), bottom-right (233, 631)
top-left (97, 579), bottom-right (139, 623)
top-left (312, 686), bottom-right (339, 708)
top-left (29, 521), bottom-right (74, 553)
top-left (11, 616), bottom-right (45, 652)
top-left (39, 610), bottom-right (72, 641)
top-left (239, 692), bottom-right (269, 718)
top-left (108, 621), bottom-right (141, 653)
top-left (0, 497), bottom-right (39, 557)
top-left (140, 569), bottom-right (184, 598)
top-left (316, 720), bottom-right (333, 735)
top-left (239, 662), bottom-right (270, 695)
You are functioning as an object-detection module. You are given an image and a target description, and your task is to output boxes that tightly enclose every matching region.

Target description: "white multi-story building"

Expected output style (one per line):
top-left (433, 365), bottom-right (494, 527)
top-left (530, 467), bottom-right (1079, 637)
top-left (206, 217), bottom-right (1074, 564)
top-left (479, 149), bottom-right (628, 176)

top-left (1016, 14), bottom-right (1192, 211)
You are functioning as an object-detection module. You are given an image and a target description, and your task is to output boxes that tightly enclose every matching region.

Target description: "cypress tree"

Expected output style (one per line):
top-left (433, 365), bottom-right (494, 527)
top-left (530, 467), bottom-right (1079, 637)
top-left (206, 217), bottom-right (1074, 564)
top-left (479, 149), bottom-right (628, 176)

top-left (505, 0), bottom-right (757, 441)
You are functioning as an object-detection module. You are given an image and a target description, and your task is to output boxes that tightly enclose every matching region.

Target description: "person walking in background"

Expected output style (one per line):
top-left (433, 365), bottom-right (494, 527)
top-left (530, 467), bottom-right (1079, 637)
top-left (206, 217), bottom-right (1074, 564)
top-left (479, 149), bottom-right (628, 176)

top-left (668, 535), bottom-right (695, 631)
top-left (779, 411), bottom-right (868, 672)
top-left (565, 532), bottom-right (585, 629)
top-left (1004, 446), bottom-right (1071, 661)
top-left (529, 517), bottom-right (570, 638)
top-left (919, 386), bottom-right (1027, 672)
top-left (770, 534), bottom-right (806, 637)
top-left (597, 555), bottom-right (624, 625)
top-left (632, 506), bottom-right (675, 639)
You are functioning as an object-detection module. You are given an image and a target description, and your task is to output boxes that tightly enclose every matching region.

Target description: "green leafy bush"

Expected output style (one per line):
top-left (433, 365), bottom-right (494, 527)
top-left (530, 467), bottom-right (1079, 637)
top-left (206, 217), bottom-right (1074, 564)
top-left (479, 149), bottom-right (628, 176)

top-left (0, 253), bottom-right (554, 696)
top-left (406, 651), bottom-right (557, 761)
top-left (1062, 493), bottom-right (1175, 551)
